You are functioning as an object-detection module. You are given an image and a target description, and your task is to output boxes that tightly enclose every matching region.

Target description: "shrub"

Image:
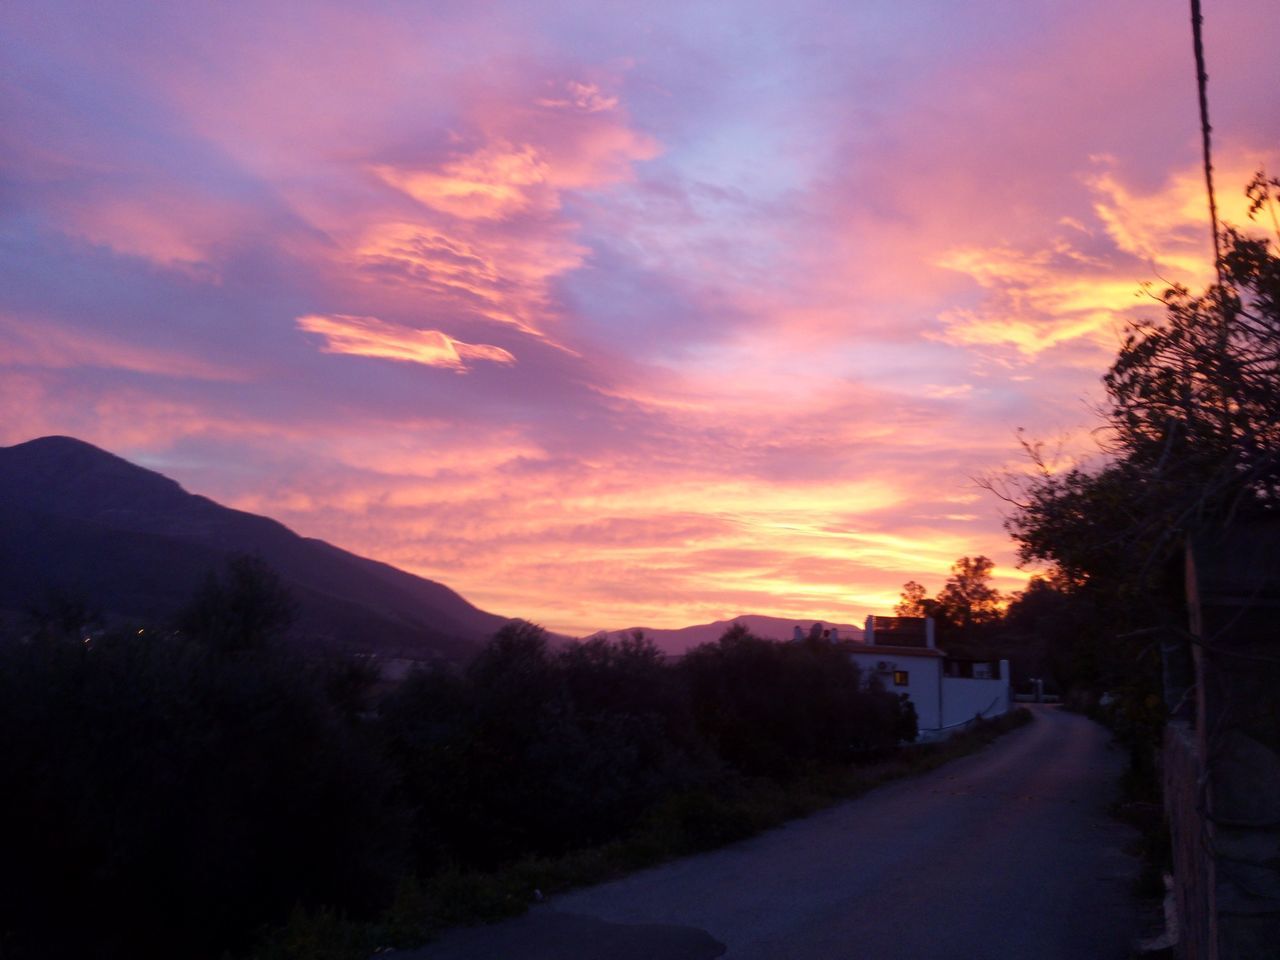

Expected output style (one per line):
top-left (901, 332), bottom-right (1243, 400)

top-left (0, 630), bottom-right (404, 959)
top-left (680, 626), bottom-right (914, 778)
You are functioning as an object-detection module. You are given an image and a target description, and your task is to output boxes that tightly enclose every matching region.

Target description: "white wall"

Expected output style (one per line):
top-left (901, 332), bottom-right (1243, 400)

top-left (849, 652), bottom-right (942, 732)
top-left (940, 666), bottom-right (1010, 729)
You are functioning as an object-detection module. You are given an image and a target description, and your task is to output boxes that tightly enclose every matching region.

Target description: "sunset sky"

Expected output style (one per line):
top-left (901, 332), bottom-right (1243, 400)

top-left (3, 1), bottom-right (1277, 635)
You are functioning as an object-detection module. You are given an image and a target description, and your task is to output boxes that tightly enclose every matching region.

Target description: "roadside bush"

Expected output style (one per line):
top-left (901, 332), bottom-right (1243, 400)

top-left (680, 626), bottom-right (913, 778)
top-left (0, 605), bottom-right (934, 959)
top-left (380, 623), bottom-right (715, 872)
top-left (644, 787), bottom-right (759, 852)
top-left (0, 629), bottom-right (404, 960)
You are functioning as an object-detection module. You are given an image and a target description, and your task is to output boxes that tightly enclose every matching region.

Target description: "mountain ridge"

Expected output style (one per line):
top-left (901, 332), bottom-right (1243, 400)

top-left (0, 435), bottom-right (508, 660)
top-left (595, 613), bottom-right (866, 656)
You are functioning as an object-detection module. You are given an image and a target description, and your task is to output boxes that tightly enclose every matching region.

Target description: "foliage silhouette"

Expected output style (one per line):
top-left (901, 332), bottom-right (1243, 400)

top-left (988, 180), bottom-right (1280, 769)
top-left (178, 553), bottom-right (296, 654)
top-left (680, 624), bottom-right (914, 778)
top-left (0, 626), bottom-right (403, 960)
top-left (1, 594), bottom-right (920, 958)
top-left (893, 580), bottom-right (929, 617)
top-left (892, 557), bottom-right (1005, 659)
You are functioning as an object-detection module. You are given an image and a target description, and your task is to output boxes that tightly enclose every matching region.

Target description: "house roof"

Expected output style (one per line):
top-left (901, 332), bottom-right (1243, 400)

top-left (847, 644), bottom-right (944, 659)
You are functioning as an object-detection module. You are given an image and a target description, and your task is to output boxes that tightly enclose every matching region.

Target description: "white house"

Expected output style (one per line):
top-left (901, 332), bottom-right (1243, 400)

top-left (850, 615), bottom-right (1010, 739)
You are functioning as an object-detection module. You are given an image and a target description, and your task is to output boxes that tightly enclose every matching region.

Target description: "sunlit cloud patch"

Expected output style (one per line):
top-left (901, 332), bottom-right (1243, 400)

top-left (296, 314), bottom-right (516, 371)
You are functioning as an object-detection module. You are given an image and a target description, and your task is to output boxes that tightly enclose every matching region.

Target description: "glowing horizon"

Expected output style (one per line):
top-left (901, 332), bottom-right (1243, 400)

top-left (3, 1), bottom-right (1276, 635)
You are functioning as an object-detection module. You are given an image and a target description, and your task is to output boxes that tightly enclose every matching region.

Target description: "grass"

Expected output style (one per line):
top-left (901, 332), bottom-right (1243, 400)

top-left (251, 708), bottom-right (1034, 959)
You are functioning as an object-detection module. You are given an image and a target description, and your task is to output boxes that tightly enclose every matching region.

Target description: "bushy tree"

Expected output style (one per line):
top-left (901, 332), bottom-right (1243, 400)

top-left (178, 553), bottom-right (296, 654)
top-left (892, 558), bottom-right (1005, 657)
top-left (1106, 230), bottom-right (1280, 518)
top-left (383, 621), bottom-right (919, 871)
top-left (933, 556), bottom-right (1003, 650)
top-left (997, 181), bottom-right (1280, 714)
top-left (1010, 199), bottom-right (1280, 585)
top-left (0, 627), bottom-right (404, 960)
top-left (378, 662), bottom-right (476, 868)
top-left (893, 581), bottom-right (929, 617)
top-left (681, 625), bottom-right (912, 778)
top-left (0, 588), bottom-right (940, 958)
top-left (996, 574), bottom-right (1101, 692)
top-left (381, 623), bottom-right (709, 870)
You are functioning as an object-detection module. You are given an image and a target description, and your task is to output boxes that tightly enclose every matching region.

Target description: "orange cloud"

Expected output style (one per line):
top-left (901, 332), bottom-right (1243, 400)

top-left (371, 97), bottom-right (657, 223)
top-left (931, 161), bottom-right (1233, 362)
top-left (933, 240), bottom-right (1151, 361)
top-left (356, 226), bottom-right (502, 298)
top-left (345, 102), bottom-right (655, 352)
top-left (374, 143), bottom-right (553, 220)
top-left (931, 152), bottom-right (1280, 362)
top-left (296, 314), bottom-right (516, 370)
top-left (1087, 153), bottom-right (1273, 282)
top-left (353, 220), bottom-right (585, 343)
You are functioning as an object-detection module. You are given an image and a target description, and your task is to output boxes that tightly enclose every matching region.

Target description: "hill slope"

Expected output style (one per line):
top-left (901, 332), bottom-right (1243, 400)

top-left (598, 614), bottom-right (865, 656)
top-left (0, 436), bottom-right (507, 659)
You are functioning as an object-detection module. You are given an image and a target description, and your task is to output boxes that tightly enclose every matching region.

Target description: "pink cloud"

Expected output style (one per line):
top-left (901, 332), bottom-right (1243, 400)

top-left (374, 144), bottom-right (555, 221)
top-left (930, 152), bottom-right (1279, 363)
top-left (296, 314), bottom-right (516, 371)
top-left (536, 80), bottom-right (620, 114)
top-left (0, 312), bottom-right (246, 381)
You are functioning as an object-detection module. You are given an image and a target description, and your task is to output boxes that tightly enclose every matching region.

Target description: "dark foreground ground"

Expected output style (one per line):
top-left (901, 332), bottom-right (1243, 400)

top-left (410, 706), bottom-right (1142, 959)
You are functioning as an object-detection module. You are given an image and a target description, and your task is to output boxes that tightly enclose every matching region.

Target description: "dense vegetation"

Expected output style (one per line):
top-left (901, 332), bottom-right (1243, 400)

top-left (893, 186), bottom-right (1280, 716)
top-left (980, 179), bottom-right (1280, 769)
top-left (0, 566), bottom-right (916, 960)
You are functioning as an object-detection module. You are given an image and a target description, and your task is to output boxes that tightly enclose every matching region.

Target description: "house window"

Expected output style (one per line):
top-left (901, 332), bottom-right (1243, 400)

top-left (893, 670), bottom-right (909, 687)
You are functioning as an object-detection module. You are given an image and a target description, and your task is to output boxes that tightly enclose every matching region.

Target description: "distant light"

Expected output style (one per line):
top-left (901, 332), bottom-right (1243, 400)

top-left (137, 628), bottom-right (145, 635)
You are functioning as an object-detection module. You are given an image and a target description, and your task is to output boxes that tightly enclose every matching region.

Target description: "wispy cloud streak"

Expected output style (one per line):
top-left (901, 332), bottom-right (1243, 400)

top-left (296, 315), bottom-right (516, 371)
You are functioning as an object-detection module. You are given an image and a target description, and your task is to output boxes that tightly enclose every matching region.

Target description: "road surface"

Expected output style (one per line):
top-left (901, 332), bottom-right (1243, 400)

top-left (412, 706), bottom-right (1142, 959)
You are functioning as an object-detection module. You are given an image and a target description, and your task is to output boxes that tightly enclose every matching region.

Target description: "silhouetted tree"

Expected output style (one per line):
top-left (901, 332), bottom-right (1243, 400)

top-left (995, 574), bottom-right (1099, 693)
top-left (893, 580), bottom-right (929, 617)
top-left (178, 553), bottom-right (295, 654)
top-left (0, 626), bottom-right (404, 960)
top-left (1007, 191), bottom-right (1280, 594)
top-left (892, 559), bottom-right (1004, 657)
top-left (381, 623), bottom-right (711, 870)
top-left (931, 556), bottom-right (1004, 654)
top-left (681, 624), bottom-right (910, 778)
top-left (992, 180), bottom-right (1280, 742)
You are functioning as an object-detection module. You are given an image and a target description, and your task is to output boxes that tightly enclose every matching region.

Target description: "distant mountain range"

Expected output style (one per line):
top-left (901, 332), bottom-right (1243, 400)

top-left (0, 436), bottom-right (508, 661)
top-left (596, 614), bottom-right (865, 656)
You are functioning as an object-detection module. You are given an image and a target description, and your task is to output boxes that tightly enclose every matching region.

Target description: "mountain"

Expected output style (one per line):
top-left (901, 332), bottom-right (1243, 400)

top-left (596, 614), bottom-right (866, 656)
top-left (0, 436), bottom-right (508, 660)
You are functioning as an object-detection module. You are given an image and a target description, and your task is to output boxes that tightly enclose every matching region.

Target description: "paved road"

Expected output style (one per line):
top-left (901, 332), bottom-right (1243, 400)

top-left (412, 706), bottom-right (1141, 959)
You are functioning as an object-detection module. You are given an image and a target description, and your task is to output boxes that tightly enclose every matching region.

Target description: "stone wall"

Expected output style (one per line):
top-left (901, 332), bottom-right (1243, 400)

top-left (1203, 681), bottom-right (1280, 957)
top-left (1163, 720), bottom-right (1214, 959)
top-left (1166, 526), bottom-right (1280, 959)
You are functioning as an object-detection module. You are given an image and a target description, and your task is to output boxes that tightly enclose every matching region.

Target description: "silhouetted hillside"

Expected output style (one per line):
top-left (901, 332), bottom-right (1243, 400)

top-left (0, 436), bottom-right (507, 659)
top-left (599, 614), bottom-right (865, 655)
